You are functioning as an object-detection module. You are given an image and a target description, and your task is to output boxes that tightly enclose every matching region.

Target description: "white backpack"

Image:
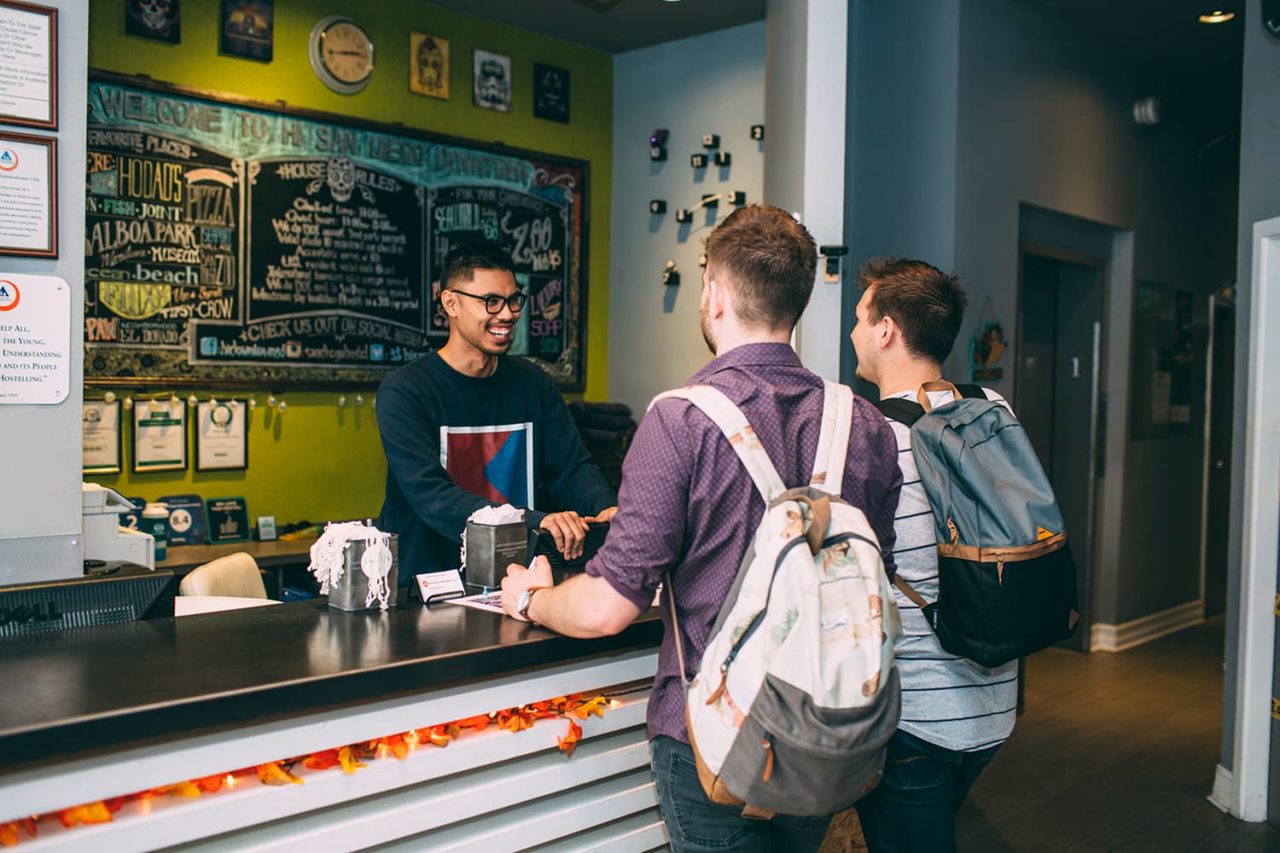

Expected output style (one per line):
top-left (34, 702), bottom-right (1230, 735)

top-left (654, 381), bottom-right (901, 818)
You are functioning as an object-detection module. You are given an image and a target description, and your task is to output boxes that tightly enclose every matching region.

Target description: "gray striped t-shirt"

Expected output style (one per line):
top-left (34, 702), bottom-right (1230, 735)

top-left (885, 388), bottom-right (1017, 753)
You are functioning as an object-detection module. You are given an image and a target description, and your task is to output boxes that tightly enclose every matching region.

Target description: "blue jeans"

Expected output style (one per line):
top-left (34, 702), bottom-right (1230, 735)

top-left (650, 736), bottom-right (834, 852)
top-left (854, 729), bottom-right (1001, 853)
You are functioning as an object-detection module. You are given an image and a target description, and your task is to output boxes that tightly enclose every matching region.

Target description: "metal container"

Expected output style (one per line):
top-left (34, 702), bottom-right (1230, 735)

top-left (328, 535), bottom-right (399, 611)
top-left (464, 521), bottom-right (528, 590)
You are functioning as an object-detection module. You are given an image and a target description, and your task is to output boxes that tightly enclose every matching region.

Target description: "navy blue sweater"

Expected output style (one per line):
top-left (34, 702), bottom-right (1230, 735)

top-left (377, 352), bottom-right (616, 575)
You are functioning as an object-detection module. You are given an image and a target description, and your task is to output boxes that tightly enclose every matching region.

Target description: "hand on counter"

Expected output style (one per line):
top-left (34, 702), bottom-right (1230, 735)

top-left (538, 511), bottom-right (590, 560)
top-left (501, 556), bottom-right (553, 622)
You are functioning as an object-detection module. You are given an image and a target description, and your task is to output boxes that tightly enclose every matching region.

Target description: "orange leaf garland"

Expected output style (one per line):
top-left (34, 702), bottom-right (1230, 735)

top-left (337, 746), bottom-right (366, 775)
top-left (7, 690), bottom-right (618, 848)
top-left (57, 802), bottom-right (112, 828)
top-left (303, 749), bottom-right (341, 771)
top-left (256, 762), bottom-right (303, 786)
top-left (557, 720), bottom-right (583, 758)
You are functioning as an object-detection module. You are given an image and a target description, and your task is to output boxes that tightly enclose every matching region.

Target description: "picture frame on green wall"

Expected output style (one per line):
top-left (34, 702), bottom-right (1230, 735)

top-left (220, 0), bottom-right (272, 62)
top-left (125, 0), bottom-right (180, 44)
top-left (533, 63), bottom-right (569, 124)
top-left (473, 48), bottom-right (511, 112)
top-left (410, 32), bottom-right (448, 100)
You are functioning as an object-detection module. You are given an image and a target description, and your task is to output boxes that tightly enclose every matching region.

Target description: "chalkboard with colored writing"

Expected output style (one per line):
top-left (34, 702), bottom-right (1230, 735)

top-left (83, 74), bottom-right (589, 389)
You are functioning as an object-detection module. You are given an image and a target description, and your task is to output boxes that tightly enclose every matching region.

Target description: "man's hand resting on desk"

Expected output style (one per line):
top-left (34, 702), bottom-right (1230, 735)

top-left (539, 506), bottom-right (617, 560)
top-left (500, 555), bottom-right (642, 637)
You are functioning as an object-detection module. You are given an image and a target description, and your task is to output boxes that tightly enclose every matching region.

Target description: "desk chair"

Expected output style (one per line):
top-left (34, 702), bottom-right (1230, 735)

top-left (179, 553), bottom-right (269, 599)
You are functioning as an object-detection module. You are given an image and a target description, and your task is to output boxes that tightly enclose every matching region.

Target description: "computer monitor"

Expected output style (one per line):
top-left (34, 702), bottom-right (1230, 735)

top-left (0, 563), bottom-right (175, 639)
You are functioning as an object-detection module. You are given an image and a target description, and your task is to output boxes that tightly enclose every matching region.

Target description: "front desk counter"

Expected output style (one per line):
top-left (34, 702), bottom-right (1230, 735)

top-left (0, 600), bottom-right (665, 851)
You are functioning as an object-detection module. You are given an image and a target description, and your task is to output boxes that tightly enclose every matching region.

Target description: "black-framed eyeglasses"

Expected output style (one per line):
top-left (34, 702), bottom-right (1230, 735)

top-left (446, 289), bottom-right (527, 314)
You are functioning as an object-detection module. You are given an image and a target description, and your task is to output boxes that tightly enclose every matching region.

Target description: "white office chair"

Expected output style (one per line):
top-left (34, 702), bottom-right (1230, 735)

top-left (178, 552), bottom-right (269, 599)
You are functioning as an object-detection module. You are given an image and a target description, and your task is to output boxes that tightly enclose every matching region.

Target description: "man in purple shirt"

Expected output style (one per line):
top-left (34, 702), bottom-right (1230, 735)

top-left (501, 204), bottom-right (902, 851)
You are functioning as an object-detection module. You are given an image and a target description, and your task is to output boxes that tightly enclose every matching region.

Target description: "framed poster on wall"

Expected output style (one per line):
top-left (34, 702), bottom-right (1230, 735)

top-left (84, 73), bottom-right (590, 390)
top-left (82, 399), bottom-right (122, 474)
top-left (0, 0), bottom-right (57, 130)
top-left (132, 399), bottom-right (188, 473)
top-left (0, 130), bottom-right (56, 257)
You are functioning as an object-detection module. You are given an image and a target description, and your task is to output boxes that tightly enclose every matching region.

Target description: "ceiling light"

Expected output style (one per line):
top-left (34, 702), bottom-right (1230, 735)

top-left (1198, 10), bottom-right (1235, 23)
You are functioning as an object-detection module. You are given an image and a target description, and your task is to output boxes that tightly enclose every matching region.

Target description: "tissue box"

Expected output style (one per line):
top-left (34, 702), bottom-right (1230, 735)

top-left (329, 536), bottom-right (400, 611)
top-left (465, 521), bottom-right (527, 589)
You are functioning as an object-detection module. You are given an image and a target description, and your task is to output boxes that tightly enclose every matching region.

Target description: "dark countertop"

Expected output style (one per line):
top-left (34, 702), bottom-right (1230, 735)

top-left (0, 600), bottom-right (662, 768)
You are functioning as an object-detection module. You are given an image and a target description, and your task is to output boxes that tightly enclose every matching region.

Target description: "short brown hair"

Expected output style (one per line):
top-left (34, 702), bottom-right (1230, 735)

top-left (858, 258), bottom-right (968, 363)
top-left (705, 204), bottom-right (816, 330)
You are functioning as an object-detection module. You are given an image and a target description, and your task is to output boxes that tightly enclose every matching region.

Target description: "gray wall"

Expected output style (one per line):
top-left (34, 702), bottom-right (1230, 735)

top-left (1221, 0), bottom-right (1280, 775)
top-left (0, 0), bottom-right (88, 584)
top-left (608, 22), bottom-right (766, 415)
top-left (843, 0), bottom-right (1239, 630)
top-left (842, 0), bottom-right (961, 384)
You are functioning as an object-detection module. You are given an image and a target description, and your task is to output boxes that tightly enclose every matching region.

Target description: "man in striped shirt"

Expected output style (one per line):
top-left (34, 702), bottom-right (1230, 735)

top-left (849, 259), bottom-right (1016, 853)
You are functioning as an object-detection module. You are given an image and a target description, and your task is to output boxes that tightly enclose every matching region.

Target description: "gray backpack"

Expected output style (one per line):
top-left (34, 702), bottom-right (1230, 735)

top-left (877, 381), bottom-right (1079, 668)
top-left (652, 381), bottom-right (900, 818)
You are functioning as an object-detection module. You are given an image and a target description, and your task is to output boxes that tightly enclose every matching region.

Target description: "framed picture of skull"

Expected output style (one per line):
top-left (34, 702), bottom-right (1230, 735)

top-left (472, 48), bottom-right (511, 113)
top-left (220, 0), bottom-right (272, 62)
top-left (533, 63), bottom-right (570, 124)
top-left (125, 0), bottom-right (179, 44)
top-left (409, 32), bottom-right (448, 100)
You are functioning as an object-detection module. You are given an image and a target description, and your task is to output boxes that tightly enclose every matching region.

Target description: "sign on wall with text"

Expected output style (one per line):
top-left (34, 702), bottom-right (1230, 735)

top-left (83, 74), bottom-right (590, 389)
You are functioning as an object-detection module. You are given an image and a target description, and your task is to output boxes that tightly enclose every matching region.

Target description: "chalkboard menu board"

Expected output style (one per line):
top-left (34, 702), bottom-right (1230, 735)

top-left (84, 74), bottom-right (589, 389)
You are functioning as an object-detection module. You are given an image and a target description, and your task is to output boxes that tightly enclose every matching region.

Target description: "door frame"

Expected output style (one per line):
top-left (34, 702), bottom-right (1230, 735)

top-left (1199, 293), bottom-right (1232, 613)
top-left (1229, 215), bottom-right (1280, 821)
top-left (1015, 243), bottom-right (1107, 652)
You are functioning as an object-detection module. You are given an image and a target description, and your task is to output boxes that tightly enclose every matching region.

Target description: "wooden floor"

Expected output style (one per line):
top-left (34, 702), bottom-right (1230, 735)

top-left (954, 617), bottom-right (1280, 852)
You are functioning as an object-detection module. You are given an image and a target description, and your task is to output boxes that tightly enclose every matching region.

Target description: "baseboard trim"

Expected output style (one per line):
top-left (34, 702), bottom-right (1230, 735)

top-left (1208, 763), bottom-right (1233, 814)
top-left (1090, 600), bottom-right (1204, 653)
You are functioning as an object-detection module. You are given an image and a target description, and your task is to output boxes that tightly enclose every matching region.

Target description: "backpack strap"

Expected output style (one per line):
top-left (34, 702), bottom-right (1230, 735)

top-left (876, 397), bottom-right (926, 427)
top-left (649, 385), bottom-right (787, 503)
top-left (955, 383), bottom-right (987, 400)
top-left (809, 380), bottom-right (854, 495)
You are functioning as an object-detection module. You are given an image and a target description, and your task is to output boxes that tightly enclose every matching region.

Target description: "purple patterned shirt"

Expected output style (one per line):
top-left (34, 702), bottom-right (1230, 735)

top-left (585, 343), bottom-right (903, 743)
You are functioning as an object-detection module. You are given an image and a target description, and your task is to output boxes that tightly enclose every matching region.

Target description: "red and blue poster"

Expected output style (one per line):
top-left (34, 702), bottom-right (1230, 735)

top-left (440, 422), bottom-right (535, 507)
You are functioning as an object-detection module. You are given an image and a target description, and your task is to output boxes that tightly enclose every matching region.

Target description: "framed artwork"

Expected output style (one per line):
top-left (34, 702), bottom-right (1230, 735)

top-left (82, 399), bottom-right (122, 475)
top-left (220, 0), bottom-right (272, 62)
top-left (195, 398), bottom-right (248, 471)
top-left (132, 398), bottom-right (188, 473)
top-left (472, 48), bottom-right (511, 112)
top-left (0, 0), bottom-right (57, 130)
top-left (409, 32), bottom-right (448, 99)
top-left (533, 63), bottom-right (569, 124)
top-left (125, 0), bottom-right (180, 43)
top-left (0, 131), bottom-right (56, 257)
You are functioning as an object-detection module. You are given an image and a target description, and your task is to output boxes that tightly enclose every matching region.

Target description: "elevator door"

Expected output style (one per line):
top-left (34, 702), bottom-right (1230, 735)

top-left (1016, 253), bottom-right (1103, 652)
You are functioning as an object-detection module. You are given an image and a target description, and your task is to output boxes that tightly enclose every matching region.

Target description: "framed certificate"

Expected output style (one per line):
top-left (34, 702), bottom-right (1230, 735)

top-left (0, 130), bottom-right (55, 257)
top-left (82, 399), bottom-right (121, 474)
top-left (0, 1), bottom-right (57, 130)
top-left (196, 399), bottom-right (248, 471)
top-left (132, 399), bottom-right (188, 473)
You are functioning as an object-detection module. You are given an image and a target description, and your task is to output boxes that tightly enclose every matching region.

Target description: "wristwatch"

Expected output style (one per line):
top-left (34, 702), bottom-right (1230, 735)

top-left (517, 586), bottom-right (548, 622)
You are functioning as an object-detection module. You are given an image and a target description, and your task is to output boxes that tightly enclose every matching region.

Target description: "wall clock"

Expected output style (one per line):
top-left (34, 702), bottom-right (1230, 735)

top-left (309, 16), bottom-right (374, 94)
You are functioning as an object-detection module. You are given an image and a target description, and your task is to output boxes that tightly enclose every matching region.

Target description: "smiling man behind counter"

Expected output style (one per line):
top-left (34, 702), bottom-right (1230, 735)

top-left (376, 241), bottom-right (617, 577)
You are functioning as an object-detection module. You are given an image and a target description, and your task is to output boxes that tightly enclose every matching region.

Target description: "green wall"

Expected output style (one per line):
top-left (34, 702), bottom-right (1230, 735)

top-left (84, 1), bottom-right (613, 526)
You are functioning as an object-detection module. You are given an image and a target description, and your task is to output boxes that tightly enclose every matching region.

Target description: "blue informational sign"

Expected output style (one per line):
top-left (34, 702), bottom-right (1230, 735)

top-left (118, 496), bottom-right (147, 532)
top-left (159, 493), bottom-right (208, 546)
